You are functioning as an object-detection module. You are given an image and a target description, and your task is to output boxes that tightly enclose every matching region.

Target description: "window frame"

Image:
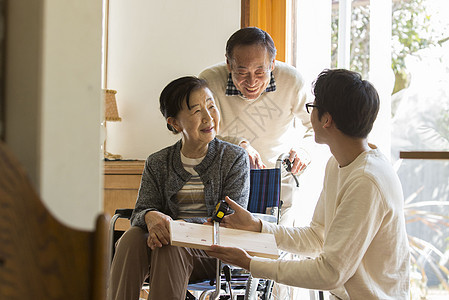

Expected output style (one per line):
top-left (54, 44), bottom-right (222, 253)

top-left (241, 0), bottom-right (288, 62)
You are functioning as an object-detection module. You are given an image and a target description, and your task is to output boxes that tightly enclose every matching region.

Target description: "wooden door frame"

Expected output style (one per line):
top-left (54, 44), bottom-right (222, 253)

top-left (241, 0), bottom-right (288, 62)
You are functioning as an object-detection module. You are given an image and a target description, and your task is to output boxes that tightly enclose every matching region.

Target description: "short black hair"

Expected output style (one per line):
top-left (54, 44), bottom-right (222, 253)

top-left (159, 76), bottom-right (208, 133)
top-left (312, 69), bottom-right (380, 138)
top-left (226, 27), bottom-right (276, 62)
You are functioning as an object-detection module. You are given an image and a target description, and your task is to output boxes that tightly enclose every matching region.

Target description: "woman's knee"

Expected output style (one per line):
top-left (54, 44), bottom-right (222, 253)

top-left (151, 245), bottom-right (193, 272)
top-left (115, 226), bottom-right (148, 254)
top-left (152, 244), bottom-right (188, 259)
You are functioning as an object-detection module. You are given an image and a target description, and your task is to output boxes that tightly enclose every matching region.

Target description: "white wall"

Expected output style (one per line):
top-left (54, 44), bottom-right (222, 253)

top-left (6, 0), bottom-right (104, 230)
top-left (293, 0), bottom-right (332, 226)
top-left (369, 0), bottom-right (393, 157)
top-left (40, 0), bottom-right (104, 229)
top-left (295, 0), bottom-right (332, 87)
top-left (106, 0), bottom-right (241, 159)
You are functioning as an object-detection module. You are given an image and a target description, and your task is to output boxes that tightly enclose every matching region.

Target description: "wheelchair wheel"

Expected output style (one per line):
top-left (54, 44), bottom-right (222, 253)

top-left (198, 289), bottom-right (231, 300)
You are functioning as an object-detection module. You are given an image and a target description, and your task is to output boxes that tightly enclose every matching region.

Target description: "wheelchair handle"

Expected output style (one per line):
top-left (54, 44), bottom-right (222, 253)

top-left (276, 153), bottom-right (300, 187)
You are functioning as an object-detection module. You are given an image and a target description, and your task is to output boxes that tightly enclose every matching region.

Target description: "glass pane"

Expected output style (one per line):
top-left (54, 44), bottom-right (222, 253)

top-left (398, 158), bottom-right (449, 299)
top-left (331, 0), bottom-right (371, 77)
top-left (391, 0), bottom-right (449, 297)
top-left (391, 0), bottom-right (449, 153)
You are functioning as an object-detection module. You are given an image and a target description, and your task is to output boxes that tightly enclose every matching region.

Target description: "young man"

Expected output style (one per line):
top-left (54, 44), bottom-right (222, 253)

top-left (207, 69), bottom-right (410, 299)
top-left (199, 27), bottom-right (313, 226)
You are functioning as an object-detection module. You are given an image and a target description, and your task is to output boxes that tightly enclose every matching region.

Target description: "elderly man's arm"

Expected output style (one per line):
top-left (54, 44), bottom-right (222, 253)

top-left (217, 135), bottom-right (266, 169)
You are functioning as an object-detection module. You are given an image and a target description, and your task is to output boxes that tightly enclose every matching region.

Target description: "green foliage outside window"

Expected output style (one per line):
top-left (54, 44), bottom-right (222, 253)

top-left (331, 0), bottom-right (437, 93)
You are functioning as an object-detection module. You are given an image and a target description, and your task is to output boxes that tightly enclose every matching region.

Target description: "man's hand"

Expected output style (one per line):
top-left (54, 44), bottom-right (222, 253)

top-left (240, 141), bottom-right (267, 169)
top-left (287, 148), bottom-right (311, 175)
top-left (144, 211), bottom-right (172, 250)
top-left (205, 196), bottom-right (262, 232)
top-left (207, 245), bottom-right (252, 270)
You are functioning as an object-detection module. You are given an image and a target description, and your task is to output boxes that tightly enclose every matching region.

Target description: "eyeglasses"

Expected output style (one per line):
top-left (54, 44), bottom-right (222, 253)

top-left (305, 102), bottom-right (319, 114)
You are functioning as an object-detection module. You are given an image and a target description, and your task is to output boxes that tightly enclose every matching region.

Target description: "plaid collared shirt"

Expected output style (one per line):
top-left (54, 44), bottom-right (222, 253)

top-left (225, 72), bottom-right (277, 97)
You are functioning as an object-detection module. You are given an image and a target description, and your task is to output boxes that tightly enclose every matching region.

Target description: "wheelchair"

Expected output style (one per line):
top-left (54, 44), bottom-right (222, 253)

top-left (109, 153), bottom-right (295, 300)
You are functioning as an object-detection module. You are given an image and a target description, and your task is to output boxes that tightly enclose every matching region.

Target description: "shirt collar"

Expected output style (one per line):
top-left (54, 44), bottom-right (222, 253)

top-left (225, 72), bottom-right (276, 97)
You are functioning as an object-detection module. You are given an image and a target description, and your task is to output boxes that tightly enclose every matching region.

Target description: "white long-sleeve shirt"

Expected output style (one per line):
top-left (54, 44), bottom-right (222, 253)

top-left (250, 147), bottom-right (410, 299)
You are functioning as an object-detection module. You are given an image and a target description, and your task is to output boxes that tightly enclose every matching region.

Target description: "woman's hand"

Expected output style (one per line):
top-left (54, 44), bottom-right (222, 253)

top-left (144, 211), bottom-right (172, 250)
top-left (207, 245), bottom-right (252, 270)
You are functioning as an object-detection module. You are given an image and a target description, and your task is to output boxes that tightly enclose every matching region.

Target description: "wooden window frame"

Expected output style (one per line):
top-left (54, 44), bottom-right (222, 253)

top-left (241, 0), bottom-right (288, 62)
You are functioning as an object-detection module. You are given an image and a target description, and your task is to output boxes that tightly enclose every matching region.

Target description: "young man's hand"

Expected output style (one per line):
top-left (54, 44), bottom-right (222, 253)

top-left (207, 245), bottom-right (252, 270)
top-left (214, 196), bottom-right (263, 232)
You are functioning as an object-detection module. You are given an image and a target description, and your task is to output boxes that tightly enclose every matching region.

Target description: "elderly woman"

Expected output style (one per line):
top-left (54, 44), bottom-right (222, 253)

top-left (108, 76), bottom-right (250, 300)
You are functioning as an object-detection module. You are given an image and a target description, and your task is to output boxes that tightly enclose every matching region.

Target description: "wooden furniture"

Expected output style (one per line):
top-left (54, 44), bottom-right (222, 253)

top-left (170, 221), bottom-right (279, 259)
top-left (399, 151), bottom-right (449, 160)
top-left (0, 141), bottom-right (109, 300)
top-left (103, 160), bottom-right (145, 231)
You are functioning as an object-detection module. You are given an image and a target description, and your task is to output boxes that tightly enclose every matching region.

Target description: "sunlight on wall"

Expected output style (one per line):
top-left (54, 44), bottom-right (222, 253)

top-left (292, 0), bottom-right (333, 227)
top-left (368, 0), bottom-right (393, 158)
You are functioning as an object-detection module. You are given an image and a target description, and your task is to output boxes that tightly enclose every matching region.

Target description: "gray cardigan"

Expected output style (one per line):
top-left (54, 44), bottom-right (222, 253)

top-left (130, 138), bottom-right (250, 229)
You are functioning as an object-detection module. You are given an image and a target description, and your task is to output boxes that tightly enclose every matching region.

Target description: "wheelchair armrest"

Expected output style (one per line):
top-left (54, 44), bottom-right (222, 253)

top-left (251, 213), bottom-right (277, 224)
top-left (114, 208), bottom-right (134, 219)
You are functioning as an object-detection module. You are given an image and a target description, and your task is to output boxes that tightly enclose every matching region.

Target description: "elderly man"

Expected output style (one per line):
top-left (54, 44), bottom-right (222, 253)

top-left (200, 27), bottom-right (313, 226)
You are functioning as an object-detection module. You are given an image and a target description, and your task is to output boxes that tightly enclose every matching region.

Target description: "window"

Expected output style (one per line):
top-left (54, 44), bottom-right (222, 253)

top-left (291, 0), bottom-right (449, 298)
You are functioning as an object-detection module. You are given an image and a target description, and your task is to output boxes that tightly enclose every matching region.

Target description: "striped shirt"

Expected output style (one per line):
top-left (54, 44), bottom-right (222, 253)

top-left (177, 152), bottom-right (208, 219)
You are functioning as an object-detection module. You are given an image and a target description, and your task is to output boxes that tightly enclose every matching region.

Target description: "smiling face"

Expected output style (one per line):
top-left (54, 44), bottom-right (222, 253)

top-left (168, 87), bottom-right (220, 157)
top-left (227, 44), bottom-right (275, 100)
